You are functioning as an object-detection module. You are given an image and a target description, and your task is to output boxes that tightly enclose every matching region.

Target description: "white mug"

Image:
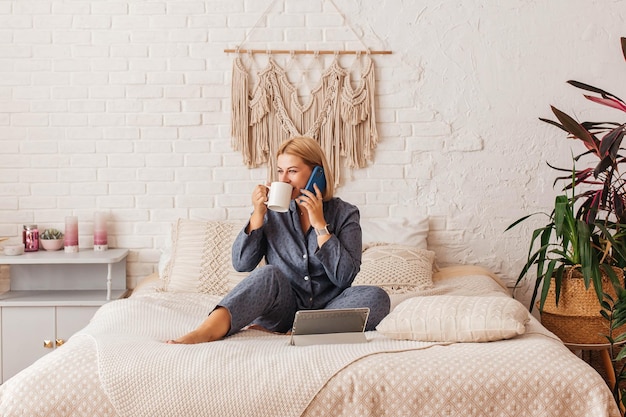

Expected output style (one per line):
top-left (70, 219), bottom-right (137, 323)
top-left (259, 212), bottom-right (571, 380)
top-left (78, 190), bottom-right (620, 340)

top-left (265, 182), bottom-right (293, 212)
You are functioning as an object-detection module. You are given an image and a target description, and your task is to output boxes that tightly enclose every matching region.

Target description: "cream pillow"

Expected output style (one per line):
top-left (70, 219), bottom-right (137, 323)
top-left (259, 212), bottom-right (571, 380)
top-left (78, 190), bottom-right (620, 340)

top-left (360, 216), bottom-right (429, 249)
top-left (159, 219), bottom-right (248, 295)
top-left (353, 244), bottom-right (435, 294)
top-left (376, 295), bottom-right (529, 342)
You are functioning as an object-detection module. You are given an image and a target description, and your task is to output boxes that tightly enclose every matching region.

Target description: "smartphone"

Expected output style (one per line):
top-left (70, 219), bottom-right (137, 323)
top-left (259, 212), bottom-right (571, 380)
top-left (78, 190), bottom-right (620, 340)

top-left (303, 166), bottom-right (326, 196)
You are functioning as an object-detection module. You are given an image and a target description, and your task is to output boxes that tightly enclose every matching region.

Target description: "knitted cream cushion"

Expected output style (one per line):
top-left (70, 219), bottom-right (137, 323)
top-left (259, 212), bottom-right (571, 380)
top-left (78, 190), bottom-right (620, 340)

top-left (353, 243), bottom-right (435, 294)
top-left (159, 219), bottom-right (248, 295)
top-left (376, 295), bottom-right (529, 342)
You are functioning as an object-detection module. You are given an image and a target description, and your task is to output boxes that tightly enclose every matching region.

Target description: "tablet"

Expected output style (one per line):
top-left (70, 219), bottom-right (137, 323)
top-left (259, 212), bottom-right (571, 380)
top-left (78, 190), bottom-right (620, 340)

top-left (289, 307), bottom-right (370, 346)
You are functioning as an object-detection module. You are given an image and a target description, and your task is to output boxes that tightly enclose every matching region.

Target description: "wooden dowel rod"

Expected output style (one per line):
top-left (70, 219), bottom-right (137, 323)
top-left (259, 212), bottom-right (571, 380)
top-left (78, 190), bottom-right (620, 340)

top-left (223, 49), bottom-right (392, 55)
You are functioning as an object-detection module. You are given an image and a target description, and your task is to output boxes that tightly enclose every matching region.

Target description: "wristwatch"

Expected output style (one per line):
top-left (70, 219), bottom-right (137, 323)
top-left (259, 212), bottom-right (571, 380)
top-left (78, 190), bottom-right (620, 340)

top-left (315, 225), bottom-right (330, 236)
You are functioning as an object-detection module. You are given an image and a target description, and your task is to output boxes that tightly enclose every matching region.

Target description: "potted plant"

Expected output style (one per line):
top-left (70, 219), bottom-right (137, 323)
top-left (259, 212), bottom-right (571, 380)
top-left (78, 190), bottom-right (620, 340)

top-left (40, 228), bottom-right (64, 251)
top-left (508, 37), bottom-right (626, 344)
top-left (601, 288), bottom-right (626, 413)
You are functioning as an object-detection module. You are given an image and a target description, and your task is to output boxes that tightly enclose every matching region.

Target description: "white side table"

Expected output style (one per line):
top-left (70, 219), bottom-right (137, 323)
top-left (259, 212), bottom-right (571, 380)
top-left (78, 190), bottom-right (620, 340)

top-left (0, 248), bottom-right (129, 383)
top-left (0, 248), bottom-right (129, 304)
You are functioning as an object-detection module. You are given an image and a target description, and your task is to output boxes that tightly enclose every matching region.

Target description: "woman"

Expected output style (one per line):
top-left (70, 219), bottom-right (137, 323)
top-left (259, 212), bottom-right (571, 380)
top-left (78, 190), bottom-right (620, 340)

top-left (168, 136), bottom-right (390, 344)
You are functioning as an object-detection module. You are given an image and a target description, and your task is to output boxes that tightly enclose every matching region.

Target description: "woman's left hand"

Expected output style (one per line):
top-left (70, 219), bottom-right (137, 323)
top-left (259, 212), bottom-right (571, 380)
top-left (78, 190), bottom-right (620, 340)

top-left (298, 184), bottom-right (326, 229)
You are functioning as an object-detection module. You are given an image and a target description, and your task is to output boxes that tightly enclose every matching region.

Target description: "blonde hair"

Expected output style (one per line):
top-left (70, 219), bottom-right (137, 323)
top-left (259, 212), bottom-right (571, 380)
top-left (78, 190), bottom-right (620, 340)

top-left (277, 136), bottom-right (335, 200)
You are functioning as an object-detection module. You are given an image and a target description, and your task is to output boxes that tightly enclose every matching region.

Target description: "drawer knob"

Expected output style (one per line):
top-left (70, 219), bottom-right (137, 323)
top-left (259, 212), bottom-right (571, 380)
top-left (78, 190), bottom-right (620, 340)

top-left (43, 340), bottom-right (53, 349)
top-left (55, 339), bottom-right (65, 347)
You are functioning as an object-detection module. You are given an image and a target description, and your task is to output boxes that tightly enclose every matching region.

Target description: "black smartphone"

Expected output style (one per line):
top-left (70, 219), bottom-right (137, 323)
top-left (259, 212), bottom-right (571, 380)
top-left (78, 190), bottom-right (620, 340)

top-left (303, 166), bottom-right (326, 196)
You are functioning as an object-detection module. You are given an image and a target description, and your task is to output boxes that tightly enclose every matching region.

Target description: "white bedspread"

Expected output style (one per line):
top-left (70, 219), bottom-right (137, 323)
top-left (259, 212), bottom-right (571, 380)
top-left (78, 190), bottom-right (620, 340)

top-left (84, 291), bottom-right (447, 417)
top-left (0, 267), bottom-right (620, 417)
top-left (303, 315), bottom-right (620, 417)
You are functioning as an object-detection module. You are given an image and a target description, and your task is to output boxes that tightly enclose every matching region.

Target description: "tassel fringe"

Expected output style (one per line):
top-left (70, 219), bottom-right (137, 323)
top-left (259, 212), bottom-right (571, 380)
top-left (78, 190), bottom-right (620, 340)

top-left (231, 56), bottom-right (379, 185)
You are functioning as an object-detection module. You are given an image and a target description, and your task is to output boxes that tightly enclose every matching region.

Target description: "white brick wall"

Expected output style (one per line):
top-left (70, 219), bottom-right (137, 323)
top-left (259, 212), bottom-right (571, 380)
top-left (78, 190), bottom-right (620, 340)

top-left (1, 0), bottom-right (625, 303)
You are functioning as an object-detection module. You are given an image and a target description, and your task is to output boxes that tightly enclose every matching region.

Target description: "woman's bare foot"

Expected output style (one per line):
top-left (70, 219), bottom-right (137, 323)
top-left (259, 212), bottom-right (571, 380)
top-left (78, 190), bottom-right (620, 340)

top-left (166, 329), bottom-right (212, 344)
top-left (166, 306), bottom-right (231, 344)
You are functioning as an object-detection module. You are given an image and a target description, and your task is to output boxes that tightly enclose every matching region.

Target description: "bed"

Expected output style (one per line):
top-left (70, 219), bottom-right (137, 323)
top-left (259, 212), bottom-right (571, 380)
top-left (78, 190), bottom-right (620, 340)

top-left (0, 218), bottom-right (620, 417)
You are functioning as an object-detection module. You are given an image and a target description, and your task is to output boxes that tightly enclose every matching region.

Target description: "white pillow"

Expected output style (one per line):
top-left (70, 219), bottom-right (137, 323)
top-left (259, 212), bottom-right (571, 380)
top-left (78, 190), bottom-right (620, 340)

top-left (360, 216), bottom-right (429, 249)
top-left (353, 243), bottom-right (435, 294)
top-left (376, 295), bottom-right (529, 342)
top-left (159, 219), bottom-right (248, 295)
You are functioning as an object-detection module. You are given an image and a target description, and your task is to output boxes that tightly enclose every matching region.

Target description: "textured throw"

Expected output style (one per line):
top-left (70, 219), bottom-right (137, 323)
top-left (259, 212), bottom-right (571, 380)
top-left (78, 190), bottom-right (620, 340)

top-left (0, 268), bottom-right (620, 417)
top-left (81, 291), bottom-right (444, 417)
top-left (303, 317), bottom-right (620, 417)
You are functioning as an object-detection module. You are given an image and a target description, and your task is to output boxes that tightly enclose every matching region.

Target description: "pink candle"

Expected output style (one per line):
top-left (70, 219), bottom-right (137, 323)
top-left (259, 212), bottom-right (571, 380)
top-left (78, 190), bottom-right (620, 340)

top-left (94, 230), bottom-right (107, 245)
top-left (64, 216), bottom-right (79, 253)
top-left (93, 211), bottom-right (108, 251)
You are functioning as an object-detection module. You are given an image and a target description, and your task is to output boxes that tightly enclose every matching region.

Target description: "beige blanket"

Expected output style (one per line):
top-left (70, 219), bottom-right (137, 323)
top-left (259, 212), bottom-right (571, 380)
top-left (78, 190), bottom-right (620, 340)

top-left (83, 291), bottom-right (448, 417)
top-left (0, 267), bottom-right (619, 417)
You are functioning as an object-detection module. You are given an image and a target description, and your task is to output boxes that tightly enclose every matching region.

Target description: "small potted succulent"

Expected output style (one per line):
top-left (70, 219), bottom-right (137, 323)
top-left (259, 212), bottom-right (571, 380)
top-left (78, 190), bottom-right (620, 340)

top-left (40, 228), bottom-right (64, 251)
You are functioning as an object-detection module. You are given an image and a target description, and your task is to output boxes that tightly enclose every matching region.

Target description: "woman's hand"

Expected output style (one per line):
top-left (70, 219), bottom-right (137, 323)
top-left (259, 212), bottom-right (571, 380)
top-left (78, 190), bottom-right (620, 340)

top-left (252, 183), bottom-right (270, 213)
top-left (298, 184), bottom-right (326, 230)
top-left (248, 183), bottom-right (269, 233)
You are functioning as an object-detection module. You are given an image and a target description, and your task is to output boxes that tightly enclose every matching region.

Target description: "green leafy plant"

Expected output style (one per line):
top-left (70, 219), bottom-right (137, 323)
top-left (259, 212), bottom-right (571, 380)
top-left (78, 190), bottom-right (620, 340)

top-left (508, 37), bottom-right (626, 312)
top-left (541, 37), bottom-right (626, 269)
top-left (507, 173), bottom-right (604, 311)
top-left (40, 228), bottom-right (64, 240)
top-left (601, 289), bottom-right (626, 413)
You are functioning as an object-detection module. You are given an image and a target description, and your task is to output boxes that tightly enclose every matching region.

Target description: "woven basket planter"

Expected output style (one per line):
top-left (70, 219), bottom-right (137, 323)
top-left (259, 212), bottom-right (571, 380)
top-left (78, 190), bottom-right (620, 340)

top-left (540, 266), bottom-right (626, 344)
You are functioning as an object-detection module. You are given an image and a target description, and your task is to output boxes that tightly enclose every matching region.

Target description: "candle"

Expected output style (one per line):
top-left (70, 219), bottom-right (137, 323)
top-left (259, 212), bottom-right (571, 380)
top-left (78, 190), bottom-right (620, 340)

top-left (23, 224), bottom-right (39, 252)
top-left (64, 216), bottom-right (79, 253)
top-left (93, 211), bottom-right (108, 251)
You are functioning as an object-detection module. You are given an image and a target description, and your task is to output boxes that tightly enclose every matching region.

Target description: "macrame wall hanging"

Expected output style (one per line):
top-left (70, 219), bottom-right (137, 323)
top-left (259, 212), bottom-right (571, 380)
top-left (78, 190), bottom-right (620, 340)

top-left (226, 0), bottom-right (391, 186)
